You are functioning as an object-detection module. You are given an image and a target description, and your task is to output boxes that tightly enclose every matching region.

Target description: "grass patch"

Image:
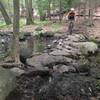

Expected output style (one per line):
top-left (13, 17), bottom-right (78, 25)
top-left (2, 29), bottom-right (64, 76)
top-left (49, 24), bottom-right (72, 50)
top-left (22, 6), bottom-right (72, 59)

top-left (0, 18), bottom-right (26, 29)
top-left (34, 19), bottom-right (50, 26)
top-left (0, 19), bottom-right (64, 33)
top-left (0, 20), bottom-right (12, 28)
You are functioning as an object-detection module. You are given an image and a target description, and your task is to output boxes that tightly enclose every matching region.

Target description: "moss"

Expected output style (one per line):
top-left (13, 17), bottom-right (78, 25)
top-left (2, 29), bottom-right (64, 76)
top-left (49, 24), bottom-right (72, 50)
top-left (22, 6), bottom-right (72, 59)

top-left (78, 56), bottom-right (91, 72)
top-left (96, 80), bottom-right (100, 91)
top-left (36, 43), bottom-right (45, 52)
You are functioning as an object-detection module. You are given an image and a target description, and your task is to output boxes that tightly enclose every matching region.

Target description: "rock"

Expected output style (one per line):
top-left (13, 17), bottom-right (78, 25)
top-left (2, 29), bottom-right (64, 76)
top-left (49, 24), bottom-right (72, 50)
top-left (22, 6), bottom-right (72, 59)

top-left (90, 67), bottom-right (100, 79)
top-left (54, 34), bottom-right (64, 38)
top-left (0, 67), bottom-right (16, 100)
top-left (67, 34), bottom-right (86, 42)
top-left (43, 32), bottom-right (54, 37)
top-left (50, 49), bottom-right (80, 57)
top-left (56, 45), bottom-right (63, 49)
top-left (35, 27), bottom-right (43, 31)
top-left (27, 53), bottom-right (73, 69)
top-left (10, 68), bottom-right (25, 76)
top-left (47, 45), bottom-right (52, 49)
top-left (52, 40), bottom-right (57, 43)
top-left (53, 65), bottom-right (76, 73)
top-left (73, 42), bottom-right (98, 55)
top-left (20, 47), bottom-right (33, 58)
top-left (78, 58), bottom-right (91, 73)
top-left (50, 50), bottom-right (70, 56)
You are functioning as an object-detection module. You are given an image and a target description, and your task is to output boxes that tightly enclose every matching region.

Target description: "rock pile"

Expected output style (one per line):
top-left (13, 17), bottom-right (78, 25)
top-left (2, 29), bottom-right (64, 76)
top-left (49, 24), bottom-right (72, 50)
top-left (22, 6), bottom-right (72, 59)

top-left (5, 33), bottom-right (100, 100)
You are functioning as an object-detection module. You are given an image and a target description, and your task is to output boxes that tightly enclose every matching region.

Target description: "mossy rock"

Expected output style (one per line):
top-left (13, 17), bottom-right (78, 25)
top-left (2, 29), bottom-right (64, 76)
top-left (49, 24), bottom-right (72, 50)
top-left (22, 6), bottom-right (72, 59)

top-left (35, 27), bottom-right (43, 31)
top-left (96, 80), bottom-right (100, 91)
top-left (78, 57), bottom-right (91, 72)
top-left (34, 43), bottom-right (45, 52)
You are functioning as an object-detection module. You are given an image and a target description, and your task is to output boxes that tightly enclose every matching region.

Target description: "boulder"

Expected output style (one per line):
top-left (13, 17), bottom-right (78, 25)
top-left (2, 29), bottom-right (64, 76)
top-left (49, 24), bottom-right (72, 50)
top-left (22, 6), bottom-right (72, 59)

top-left (27, 53), bottom-right (74, 70)
top-left (0, 67), bottom-right (16, 100)
top-left (73, 42), bottom-right (98, 55)
top-left (10, 68), bottom-right (25, 76)
top-left (50, 50), bottom-right (70, 56)
top-left (54, 33), bottom-right (64, 38)
top-left (67, 34), bottom-right (86, 42)
top-left (53, 65), bottom-right (76, 73)
top-left (50, 49), bottom-right (81, 57)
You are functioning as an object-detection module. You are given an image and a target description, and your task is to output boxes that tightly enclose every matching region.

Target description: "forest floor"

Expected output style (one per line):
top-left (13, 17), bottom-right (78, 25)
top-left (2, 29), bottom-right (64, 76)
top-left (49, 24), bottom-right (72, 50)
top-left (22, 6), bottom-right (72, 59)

top-left (0, 18), bottom-right (100, 39)
top-left (0, 20), bottom-right (68, 33)
top-left (0, 8), bottom-right (100, 40)
top-left (87, 7), bottom-right (100, 39)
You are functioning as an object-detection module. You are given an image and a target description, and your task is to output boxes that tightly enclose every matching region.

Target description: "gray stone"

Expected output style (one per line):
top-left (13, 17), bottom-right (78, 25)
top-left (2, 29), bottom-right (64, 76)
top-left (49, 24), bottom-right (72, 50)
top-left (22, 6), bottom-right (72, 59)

top-left (50, 49), bottom-right (81, 57)
top-left (0, 67), bottom-right (16, 100)
top-left (10, 68), bottom-right (25, 76)
top-left (50, 50), bottom-right (70, 56)
top-left (54, 34), bottom-right (64, 38)
top-left (27, 53), bottom-right (73, 69)
top-left (72, 42), bottom-right (98, 55)
top-left (53, 65), bottom-right (76, 73)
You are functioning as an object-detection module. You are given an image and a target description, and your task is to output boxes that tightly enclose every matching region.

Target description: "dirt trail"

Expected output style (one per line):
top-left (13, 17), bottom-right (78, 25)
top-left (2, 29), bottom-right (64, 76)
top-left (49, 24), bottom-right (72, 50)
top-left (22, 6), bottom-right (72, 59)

top-left (88, 20), bottom-right (100, 38)
top-left (88, 7), bottom-right (100, 39)
top-left (1, 8), bottom-right (100, 39)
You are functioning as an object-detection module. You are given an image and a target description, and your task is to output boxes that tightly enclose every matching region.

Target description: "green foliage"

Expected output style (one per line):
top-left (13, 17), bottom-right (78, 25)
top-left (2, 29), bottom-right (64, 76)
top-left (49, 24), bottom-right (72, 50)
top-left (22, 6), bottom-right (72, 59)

top-left (33, 27), bottom-right (45, 36)
top-left (35, 0), bottom-right (49, 17)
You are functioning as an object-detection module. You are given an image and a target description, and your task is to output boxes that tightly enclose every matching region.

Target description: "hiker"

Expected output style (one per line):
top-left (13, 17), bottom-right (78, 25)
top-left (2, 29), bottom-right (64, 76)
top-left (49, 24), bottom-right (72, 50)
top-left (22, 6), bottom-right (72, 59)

top-left (67, 8), bottom-right (76, 34)
top-left (68, 8), bottom-right (75, 21)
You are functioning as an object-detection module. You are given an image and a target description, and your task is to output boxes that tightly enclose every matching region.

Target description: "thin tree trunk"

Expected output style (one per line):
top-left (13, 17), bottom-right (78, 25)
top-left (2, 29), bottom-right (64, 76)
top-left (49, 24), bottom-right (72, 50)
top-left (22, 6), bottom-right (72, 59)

top-left (83, 1), bottom-right (87, 34)
top-left (47, 0), bottom-right (51, 20)
top-left (88, 0), bottom-right (94, 26)
top-left (0, 1), bottom-right (11, 25)
top-left (78, 3), bottom-right (81, 18)
top-left (83, 1), bottom-right (87, 21)
top-left (59, 0), bottom-right (63, 22)
top-left (12, 0), bottom-right (20, 63)
top-left (25, 0), bottom-right (33, 25)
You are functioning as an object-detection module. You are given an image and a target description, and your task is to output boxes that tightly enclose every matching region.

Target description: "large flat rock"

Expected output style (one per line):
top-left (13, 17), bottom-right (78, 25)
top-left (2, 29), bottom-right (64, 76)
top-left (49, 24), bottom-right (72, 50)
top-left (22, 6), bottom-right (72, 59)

top-left (27, 53), bottom-right (74, 70)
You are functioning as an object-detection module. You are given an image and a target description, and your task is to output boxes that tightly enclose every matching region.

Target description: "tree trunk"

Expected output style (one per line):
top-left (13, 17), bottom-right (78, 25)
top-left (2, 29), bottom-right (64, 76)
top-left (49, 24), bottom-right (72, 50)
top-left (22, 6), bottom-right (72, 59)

top-left (47, 0), bottom-right (51, 20)
top-left (59, 0), bottom-right (63, 22)
top-left (0, 1), bottom-right (11, 25)
top-left (12, 0), bottom-right (20, 63)
top-left (78, 3), bottom-right (81, 19)
top-left (83, 1), bottom-right (87, 21)
top-left (88, 0), bottom-right (94, 26)
top-left (25, 0), bottom-right (33, 25)
top-left (83, 1), bottom-right (87, 34)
